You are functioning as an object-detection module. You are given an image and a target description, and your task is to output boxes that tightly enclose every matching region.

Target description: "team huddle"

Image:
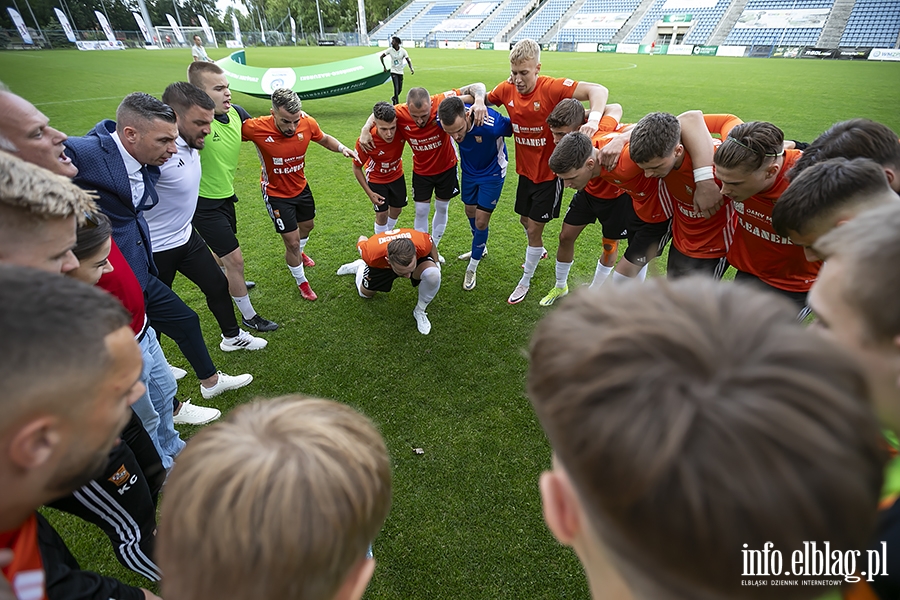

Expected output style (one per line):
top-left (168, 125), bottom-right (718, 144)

top-left (1, 36), bottom-right (900, 600)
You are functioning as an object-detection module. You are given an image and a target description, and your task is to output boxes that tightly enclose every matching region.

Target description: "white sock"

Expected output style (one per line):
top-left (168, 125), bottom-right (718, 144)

top-left (467, 257), bottom-right (480, 272)
top-left (519, 246), bottom-right (544, 287)
top-left (386, 216), bottom-right (398, 229)
top-left (416, 266), bottom-right (441, 311)
top-left (288, 264), bottom-right (306, 285)
top-left (374, 222), bottom-right (389, 234)
top-left (414, 202), bottom-right (430, 233)
top-left (555, 260), bottom-right (573, 288)
top-left (232, 294), bottom-right (256, 319)
top-left (590, 261), bottom-right (614, 289)
top-left (611, 270), bottom-right (629, 283)
top-left (355, 262), bottom-right (369, 298)
top-left (431, 200), bottom-right (450, 247)
top-left (636, 264), bottom-right (648, 281)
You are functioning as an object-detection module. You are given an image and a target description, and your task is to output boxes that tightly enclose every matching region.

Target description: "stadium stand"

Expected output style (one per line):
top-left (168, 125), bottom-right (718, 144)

top-left (399, 0), bottom-right (466, 40)
top-left (724, 0), bottom-right (834, 46)
top-left (839, 0), bottom-right (900, 47)
top-left (552, 0), bottom-right (643, 43)
top-left (511, 0), bottom-right (578, 41)
top-left (372, 0), bottom-right (432, 40)
top-left (430, 1), bottom-right (499, 41)
top-left (623, 0), bottom-right (731, 44)
top-left (471, 0), bottom-right (534, 40)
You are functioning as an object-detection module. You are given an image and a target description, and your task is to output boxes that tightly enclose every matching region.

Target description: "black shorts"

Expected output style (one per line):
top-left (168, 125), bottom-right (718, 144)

top-left (194, 195), bottom-right (239, 257)
top-left (666, 245), bottom-right (729, 279)
top-left (265, 186), bottom-right (315, 234)
top-left (515, 175), bottom-right (562, 223)
top-left (362, 256), bottom-right (435, 293)
top-left (370, 176), bottom-right (408, 213)
top-left (623, 218), bottom-right (671, 265)
top-left (413, 166), bottom-right (459, 202)
top-left (733, 270), bottom-right (810, 317)
top-left (564, 191), bottom-right (640, 240)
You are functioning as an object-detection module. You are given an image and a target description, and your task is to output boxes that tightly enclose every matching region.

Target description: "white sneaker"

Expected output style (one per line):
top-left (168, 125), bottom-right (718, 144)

top-left (458, 247), bottom-right (487, 261)
top-left (438, 254), bottom-right (446, 264)
top-left (463, 269), bottom-right (477, 291)
top-left (220, 330), bottom-right (268, 352)
top-left (172, 400), bottom-right (221, 426)
top-left (413, 307), bottom-right (431, 335)
top-left (169, 364), bottom-right (187, 381)
top-left (337, 259), bottom-right (364, 276)
top-left (200, 371), bottom-right (253, 399)
top-left (507, 283), bottom-right (530, 304)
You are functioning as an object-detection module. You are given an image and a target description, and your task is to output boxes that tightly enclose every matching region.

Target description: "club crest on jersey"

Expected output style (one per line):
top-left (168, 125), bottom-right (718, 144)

top-left (108, 464), bottom-right (131, 486)
top-left (475, 136), bottom-right (482, 143)
top-left (297, 133), bottom-right (304, 140)
top-left (533, 102), bottom-right (541, 111)
top-left (686, 185), bottom-right (693, 196)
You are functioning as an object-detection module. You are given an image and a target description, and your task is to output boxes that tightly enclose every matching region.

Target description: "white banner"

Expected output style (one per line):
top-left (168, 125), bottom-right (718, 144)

top-left (459, 2), bottom-right (495, 15)
top-left (231, 13), bottom-right (242, 44)
top-left (868, 48), bottom-right (900, 61)
top-left (616, 43), bottom-right (640, 53)
top-left (735, 9), bottom-right (830, 29)
top-left (666, 43), bottom-right (695, 55)
top-left (662, 0), bottom-right (716, 8)
top-left (576, 42), bottom-right (598, 52)
top-left (716, 45), bottom-right (746, 57)
top-left (54, 8), bottom-right (76, 42)
top-left (289, 16), bottom-right (296, 42)
top-left (564, 13), bottom-right (630, 29)
top-left (198, 15), bottom-right (214, 43)
top-left (432, 18), bottom-right (481, 32)
top-left (166, 14), bottom-right (185, 43)
top-left (95, 11), bottom-right (116, 42)
top-left (225, 39), bottom-right (243, 48)
top-left (132, 11), bottom-right (152, 43)
top-left (7, 8), bottom-right (33, 44)
top-left (76, 40), bottom-right (125, 50)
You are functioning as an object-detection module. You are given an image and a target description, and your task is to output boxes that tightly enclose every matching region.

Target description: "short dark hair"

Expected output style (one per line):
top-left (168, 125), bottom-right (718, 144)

top-left (715, 121), bottom-right (784, 172)
top-left (529, 278), bottom-right (885, 599)
top-left (629, 112), bottom-right (680, 164)
top-left (546, 98), bottom-right (586, 130)
top-left (437, 96), bottom-right (465, 127)
top-left (271, 88), bottom-right (302, 114)
top-left (116, 92), bottom-right (176, 129)
top-left (549, 132), bottom-right (593, 175)
top-left (391, 36), bottom-right (401, 44)
top-left (772, 157), bottom-right (893, 237)
top-left (74, 211), bottom-right (112, 261)
top-left (187, 61), bottom-right (224, 86)
top-left (789, 119), bottom-right (900, 179)
top-left (386, 238), bottom-right (415, 265)
top-left (0, 264), bottom-right (131, 418)
top-left (162, 82), bottom-right (215, 117)
top-left (372, 101), bottom-right (396, 123)
top-left (406, 87), bottom-right (429, 109)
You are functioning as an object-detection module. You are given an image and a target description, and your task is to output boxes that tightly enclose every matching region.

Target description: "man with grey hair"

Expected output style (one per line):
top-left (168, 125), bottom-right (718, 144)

top-left (242, 87), bottom-right (358, 301)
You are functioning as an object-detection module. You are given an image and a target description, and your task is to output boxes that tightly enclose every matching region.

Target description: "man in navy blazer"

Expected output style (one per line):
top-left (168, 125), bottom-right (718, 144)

top-left (65, 92), bottom-right (254, 401)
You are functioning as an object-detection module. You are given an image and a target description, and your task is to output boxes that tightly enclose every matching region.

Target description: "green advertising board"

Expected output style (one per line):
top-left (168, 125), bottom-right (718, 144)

top-left (599, 43), bottom-right (617, 52)
top-left (216, 50), bottom-right (391, 99)
top-left (693, 45), bottom-right (718, 56)
top-left (662, 14), bottom-right (692, 22)
top-left (479, 41), bottom-right (494, 50)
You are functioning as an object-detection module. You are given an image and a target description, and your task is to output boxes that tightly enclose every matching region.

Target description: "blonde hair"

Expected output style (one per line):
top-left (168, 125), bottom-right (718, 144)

top-left (510, 39), bottom-right (540, 64)
top-left (157, 395), bottom-right (392, 600)
top-left (0, 152), bottom-right (96, 224)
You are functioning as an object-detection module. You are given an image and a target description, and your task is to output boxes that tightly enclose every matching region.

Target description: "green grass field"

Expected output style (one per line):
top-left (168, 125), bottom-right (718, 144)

top-left (2, 46), bottom-right (899, 598)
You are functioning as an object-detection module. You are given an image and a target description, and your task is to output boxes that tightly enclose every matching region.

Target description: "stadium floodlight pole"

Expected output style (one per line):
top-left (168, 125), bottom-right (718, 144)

top-left (315, 0), bottom-right (324, 38)
top-left (135, 0), bottom-right (154, 46)
top-left (173, 0), bottom-right (184, 29)
top-left (357, 0), bottom-right (367, 45)
top-left (256, 5), bottom-right (266, 45)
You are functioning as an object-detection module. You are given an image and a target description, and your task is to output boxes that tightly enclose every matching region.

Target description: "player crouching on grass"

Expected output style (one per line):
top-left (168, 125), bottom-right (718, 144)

top-left (242, 88), bottom-right (358, 302)
top-left (337, 228), bottom-right (441, 335)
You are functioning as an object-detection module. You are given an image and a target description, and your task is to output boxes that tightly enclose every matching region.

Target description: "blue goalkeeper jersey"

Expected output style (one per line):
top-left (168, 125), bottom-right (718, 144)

top-left (447, 105), bottom-right (512, 184)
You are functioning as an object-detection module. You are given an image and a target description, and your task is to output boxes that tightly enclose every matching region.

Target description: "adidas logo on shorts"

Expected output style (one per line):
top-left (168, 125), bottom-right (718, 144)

top-left (541, 213), bottom-right (550, 220)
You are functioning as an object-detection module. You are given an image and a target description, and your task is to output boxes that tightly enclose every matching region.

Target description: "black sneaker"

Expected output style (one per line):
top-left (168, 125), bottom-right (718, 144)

top-left (242, 314), bottom-right (279, 332)
top-left (245, 281), bottom-right (256, 290)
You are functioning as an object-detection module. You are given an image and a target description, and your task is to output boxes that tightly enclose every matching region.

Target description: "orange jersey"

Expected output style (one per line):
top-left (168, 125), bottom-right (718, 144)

top-left (584, 120), bottom-right (626, 199)
top-left (488, 76), bottom-right (579, 183)
top-left (242, 114), bottom-right (324, 199)
top-left (395, 90), bottom-right (460, 176)
top-left (358, 228), bottom-right (433, 270)
top-left (726, 150), bottom-right (821, 292)
top-left (0, 514), bottom-right (47, 600)
top-left (354, 126), bottom-right (405, 184)
top-left (597, 135), bottom-right (669, 223)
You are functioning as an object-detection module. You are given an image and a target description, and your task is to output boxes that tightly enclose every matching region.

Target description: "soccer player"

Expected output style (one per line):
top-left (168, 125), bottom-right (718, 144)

top-left (157, 396), bottom-right (392, 600)
top-left (336, 228), bottom-right (441, 335)
top-left (485, 39), bottom-right (610, 304)
top-left (713, 122), bottom-right (818, 314)
top-left (437, 95), bottom-right (511, 291)
top-left (380, 36), bottom-right (414, 106)
top-left (243, 88), bottom-right (358, 301)
top-left (187, 61), bottom-right (278, 331)
top-left (358, 82), bottom-right (488, 259)
top-left (773, 157), bottom-right (899, 260)
top-left (529, 278), bottom-right (885, 600)
top-left (148, 82), bottom-right (267, 350)
top-left (352, 101), bottom-right (406, 235)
